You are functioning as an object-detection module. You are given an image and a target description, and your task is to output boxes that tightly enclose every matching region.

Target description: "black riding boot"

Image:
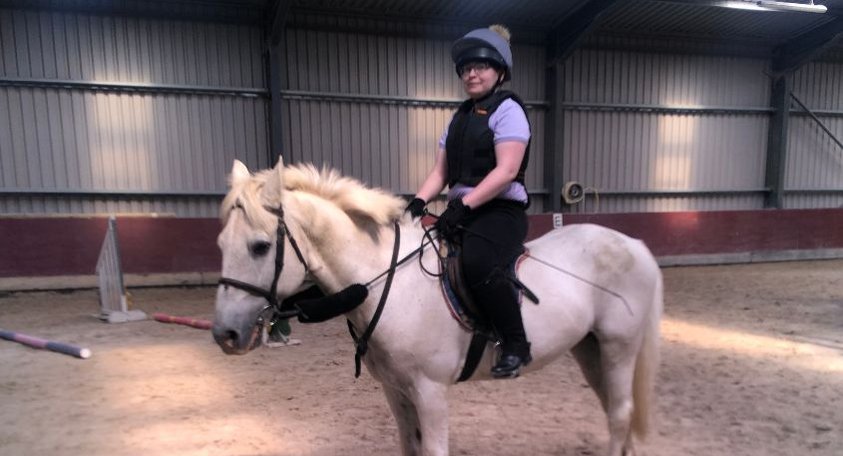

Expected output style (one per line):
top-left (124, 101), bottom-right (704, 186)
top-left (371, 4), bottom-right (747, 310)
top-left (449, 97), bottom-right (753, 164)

top-left (470, 272), bottom-right (532, 379)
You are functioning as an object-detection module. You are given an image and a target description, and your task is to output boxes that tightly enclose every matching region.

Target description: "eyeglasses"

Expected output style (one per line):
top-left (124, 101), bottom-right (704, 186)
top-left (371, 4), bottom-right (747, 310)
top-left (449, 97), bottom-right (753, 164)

top-left (458, 61), bottom-right (493, 77)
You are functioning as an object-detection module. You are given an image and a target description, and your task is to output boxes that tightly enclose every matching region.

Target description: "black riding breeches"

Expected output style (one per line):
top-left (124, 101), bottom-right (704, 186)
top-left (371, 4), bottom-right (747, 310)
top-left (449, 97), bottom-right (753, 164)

top-left (457, 199), bottom-right (530, 355)
top-left (459, 199), bottom-right (527, 286)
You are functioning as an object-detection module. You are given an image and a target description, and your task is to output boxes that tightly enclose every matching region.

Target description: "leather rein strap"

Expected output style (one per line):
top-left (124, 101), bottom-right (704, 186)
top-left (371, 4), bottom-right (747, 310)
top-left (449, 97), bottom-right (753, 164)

top-left (218, 203), bottom-right (309, 322)
top-left (347, 221), bottom-right (401, 378)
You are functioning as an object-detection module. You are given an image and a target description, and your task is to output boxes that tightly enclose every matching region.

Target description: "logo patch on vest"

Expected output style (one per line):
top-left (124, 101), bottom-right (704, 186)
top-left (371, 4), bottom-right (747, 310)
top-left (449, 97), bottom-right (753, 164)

top-left (474, 107), bottom-right (488, 115)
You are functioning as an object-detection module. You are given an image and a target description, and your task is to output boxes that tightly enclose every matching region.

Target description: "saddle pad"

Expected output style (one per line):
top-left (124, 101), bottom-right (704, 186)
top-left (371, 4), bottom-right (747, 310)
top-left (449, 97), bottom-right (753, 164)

top-left (440, 251), bottom-right (530, 331)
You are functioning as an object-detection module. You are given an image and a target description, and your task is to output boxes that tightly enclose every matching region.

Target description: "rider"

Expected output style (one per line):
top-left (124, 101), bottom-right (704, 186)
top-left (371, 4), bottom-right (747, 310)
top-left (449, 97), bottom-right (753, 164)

top-left (406, 25), bottom-right (532, 378)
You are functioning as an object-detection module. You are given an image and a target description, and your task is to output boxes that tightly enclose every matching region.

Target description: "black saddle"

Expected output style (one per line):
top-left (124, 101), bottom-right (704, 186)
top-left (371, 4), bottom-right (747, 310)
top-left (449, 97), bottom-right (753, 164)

top-left (441, 242), bottom-right (539, 323)
top-left (439, 241), bottom-right (539, 381)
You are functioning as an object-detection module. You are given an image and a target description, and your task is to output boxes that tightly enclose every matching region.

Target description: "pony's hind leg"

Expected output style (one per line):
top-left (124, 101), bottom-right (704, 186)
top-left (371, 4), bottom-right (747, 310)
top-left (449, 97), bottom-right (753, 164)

top-left (599, 339), bottom-right (639, 456)
top-left (573, 333), bottom-right (637, 455)
top-left (383, 385), bottom-right (422, 456)
top-left (571, 332), bottom-right (608, 412)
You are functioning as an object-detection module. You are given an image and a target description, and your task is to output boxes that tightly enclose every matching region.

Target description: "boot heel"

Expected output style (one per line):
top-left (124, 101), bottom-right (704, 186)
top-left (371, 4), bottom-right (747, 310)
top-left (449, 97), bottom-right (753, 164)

top-left (490, 353), bottom-right (531, 379)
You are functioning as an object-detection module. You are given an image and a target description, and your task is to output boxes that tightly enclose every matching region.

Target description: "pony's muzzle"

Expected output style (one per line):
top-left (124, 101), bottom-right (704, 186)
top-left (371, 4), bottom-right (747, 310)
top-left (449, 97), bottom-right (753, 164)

top-left (212, 323), bottom-right (262, 355)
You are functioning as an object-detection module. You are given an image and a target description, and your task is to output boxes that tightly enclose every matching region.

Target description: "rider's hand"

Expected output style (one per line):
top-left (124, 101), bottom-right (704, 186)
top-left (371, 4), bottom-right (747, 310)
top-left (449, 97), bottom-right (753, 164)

top-left (405, 197), bottom-right (427, 218)
top-left (434, 199), bottom-right (471, 239)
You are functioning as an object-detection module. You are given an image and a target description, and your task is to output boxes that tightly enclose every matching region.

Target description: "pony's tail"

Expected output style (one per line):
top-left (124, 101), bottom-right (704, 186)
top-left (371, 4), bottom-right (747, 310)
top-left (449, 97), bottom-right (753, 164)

top-left (631, 269), bottom-right (663, 439)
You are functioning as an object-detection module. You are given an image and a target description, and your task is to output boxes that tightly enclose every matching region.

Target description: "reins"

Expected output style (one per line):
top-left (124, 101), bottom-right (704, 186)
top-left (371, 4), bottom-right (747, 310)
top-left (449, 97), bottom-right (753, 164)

top-left (348, 221), bottom-right (401, 378)
top-left (364, 225), bottom-right (439, 287)
top-left (347, 222), bottom-right (446, 377)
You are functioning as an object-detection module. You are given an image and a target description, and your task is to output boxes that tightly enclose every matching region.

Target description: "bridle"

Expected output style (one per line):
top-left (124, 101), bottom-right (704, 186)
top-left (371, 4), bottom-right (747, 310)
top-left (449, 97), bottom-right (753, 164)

top-left (216, 200), bottom-right (435, 377)
top-left (217, 202), bottom-right (310, 324)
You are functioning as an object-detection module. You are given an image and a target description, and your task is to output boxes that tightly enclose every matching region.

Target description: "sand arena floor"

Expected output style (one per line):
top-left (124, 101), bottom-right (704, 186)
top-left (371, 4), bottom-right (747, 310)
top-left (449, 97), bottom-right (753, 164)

top-left (0, 260), bottom-right (841, 455)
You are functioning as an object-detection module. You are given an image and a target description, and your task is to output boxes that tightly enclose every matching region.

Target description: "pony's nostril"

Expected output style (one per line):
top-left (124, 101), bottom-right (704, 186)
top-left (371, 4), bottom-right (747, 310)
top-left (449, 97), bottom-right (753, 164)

top-left (212, 326), bottom-right (240, 351)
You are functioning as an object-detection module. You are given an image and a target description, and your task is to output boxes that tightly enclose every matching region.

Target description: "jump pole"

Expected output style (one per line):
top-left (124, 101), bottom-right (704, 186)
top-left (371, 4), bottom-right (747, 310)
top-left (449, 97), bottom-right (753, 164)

top-left (0, 329), bottom-right (91, 359)
top-left (152, 313), bottom-right (213, 330)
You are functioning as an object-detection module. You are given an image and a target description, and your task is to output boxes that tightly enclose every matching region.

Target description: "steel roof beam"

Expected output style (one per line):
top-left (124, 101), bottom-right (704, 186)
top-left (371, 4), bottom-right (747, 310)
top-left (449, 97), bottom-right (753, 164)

top-left (772, 14), bottom-right (843, 75)
top-left (547, 0), bottom-right (625, 66)
top-left (267, 0), bottom-right (292, 46)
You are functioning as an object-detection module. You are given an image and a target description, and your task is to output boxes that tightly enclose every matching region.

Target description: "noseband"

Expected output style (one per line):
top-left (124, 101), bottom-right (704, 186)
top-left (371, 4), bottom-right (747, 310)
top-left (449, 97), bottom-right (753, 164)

top-left (218, 203), bottom-right (309, 322)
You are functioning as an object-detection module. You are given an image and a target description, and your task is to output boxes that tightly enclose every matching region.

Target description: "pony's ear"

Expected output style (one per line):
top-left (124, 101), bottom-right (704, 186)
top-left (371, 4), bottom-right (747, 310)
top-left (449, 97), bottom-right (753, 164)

top-left (261, 157), bottom-right (286, 208)
top-left (230, 160), bottom-right (250, 186)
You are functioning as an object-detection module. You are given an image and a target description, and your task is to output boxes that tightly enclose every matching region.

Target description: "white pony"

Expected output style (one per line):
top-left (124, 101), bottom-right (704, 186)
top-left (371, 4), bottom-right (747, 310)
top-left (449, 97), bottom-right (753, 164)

top-left (212, 158), bottom-right (663, 456)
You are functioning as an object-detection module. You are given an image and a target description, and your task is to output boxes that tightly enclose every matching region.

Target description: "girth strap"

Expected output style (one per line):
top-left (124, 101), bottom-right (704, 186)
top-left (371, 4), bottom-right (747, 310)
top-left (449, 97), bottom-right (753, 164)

top-left (457, 330), bottom-right (491, 382)
top-left (347, 221), bottom-right (401, 378)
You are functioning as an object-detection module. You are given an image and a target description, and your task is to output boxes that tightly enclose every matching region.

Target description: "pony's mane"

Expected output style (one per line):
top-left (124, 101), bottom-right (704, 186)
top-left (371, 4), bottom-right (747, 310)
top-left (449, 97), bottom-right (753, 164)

top-left (221, 163), bottom-right (405, 231)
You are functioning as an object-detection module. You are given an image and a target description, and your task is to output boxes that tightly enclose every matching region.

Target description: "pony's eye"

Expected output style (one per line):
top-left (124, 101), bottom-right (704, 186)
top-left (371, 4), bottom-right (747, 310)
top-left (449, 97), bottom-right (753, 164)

top-left (249, 241), bottom-right (272, 257)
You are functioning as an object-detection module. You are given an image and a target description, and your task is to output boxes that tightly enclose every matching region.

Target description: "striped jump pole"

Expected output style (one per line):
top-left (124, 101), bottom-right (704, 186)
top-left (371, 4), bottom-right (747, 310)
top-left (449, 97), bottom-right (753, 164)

top-left (152, 313), bottom-right (213, 330)
top-left (0, 329), bottom-right (91, 359)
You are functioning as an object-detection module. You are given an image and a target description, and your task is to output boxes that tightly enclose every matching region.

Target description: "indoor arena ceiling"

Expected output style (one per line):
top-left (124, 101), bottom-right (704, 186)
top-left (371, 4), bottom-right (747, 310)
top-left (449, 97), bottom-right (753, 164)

top-left (2, 0), bottom-right (842, 60)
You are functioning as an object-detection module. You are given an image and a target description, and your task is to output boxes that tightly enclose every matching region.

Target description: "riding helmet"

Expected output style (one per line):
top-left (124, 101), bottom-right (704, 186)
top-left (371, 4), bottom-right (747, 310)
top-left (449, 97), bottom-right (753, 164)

top-left (451, 25), bottom-right (513, 81)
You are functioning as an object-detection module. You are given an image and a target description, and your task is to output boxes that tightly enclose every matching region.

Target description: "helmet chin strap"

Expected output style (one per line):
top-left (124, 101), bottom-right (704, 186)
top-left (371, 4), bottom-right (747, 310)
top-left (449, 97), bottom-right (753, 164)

top-left (492, 71), bottom-right (506, 91)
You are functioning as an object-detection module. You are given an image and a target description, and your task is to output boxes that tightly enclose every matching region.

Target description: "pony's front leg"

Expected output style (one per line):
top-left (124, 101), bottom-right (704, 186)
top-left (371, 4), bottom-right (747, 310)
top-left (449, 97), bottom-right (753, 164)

top-left (383, 385), bottom-right (421, 456)
top-left (409, 379), bottom-right (449, 456)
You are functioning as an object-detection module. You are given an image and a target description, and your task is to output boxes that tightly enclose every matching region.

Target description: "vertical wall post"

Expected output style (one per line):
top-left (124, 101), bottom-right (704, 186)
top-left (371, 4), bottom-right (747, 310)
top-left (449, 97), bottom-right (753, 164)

top-left (543, 0), bottom-right (621, 212)
top-left (764, 75), bottom-right (791, 208)
top-left (267, 0), bottom-right (291, 165)
top-left (544, 62), bottom-right (565, 212)
top-left (269, 45), bottom-right (284, 165)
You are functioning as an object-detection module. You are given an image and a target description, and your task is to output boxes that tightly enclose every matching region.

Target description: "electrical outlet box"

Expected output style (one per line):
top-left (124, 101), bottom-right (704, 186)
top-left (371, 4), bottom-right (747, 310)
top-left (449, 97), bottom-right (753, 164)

top-left (552, 213), bottom-right (563, 229)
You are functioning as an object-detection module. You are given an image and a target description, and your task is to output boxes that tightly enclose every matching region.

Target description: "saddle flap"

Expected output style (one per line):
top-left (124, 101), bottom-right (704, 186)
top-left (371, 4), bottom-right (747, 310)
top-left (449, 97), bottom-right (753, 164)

top-left (438, 241), bottom-right (484, 329)
top-left (445, 244), bottom-right (484, 321)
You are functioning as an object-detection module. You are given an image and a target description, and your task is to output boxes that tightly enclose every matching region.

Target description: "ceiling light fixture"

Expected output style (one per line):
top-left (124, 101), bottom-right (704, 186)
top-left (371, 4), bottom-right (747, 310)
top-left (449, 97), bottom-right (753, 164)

top-left (757, 0), bottom-right (827, 13)
top-left (714, 0), bottom-right (827, 13)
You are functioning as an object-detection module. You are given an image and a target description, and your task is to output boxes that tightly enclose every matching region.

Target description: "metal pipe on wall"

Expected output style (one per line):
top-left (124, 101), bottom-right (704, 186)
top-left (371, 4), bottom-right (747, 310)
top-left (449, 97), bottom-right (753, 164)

top-left (0, 77), bottom-right (267, 97)
top-left (279, 90), bottom-right (549, 109)
top-left (561, 101), bottom-right (774, 115)
top-left (0, 189), bottom-right (225, 198)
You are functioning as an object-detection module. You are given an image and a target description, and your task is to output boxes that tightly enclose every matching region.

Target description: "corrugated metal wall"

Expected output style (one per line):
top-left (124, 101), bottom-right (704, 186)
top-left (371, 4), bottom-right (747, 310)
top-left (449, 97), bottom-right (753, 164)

top-left (2, 6), bottom-right (841, 218)
top-left (0, 8), bottom-right (268, 217)
top-left (788, 61), bottom-right (843, 209)
top-left (279, 26), bottom-right (548, 212)
top-left (560, 49), bottom-right (771, 213)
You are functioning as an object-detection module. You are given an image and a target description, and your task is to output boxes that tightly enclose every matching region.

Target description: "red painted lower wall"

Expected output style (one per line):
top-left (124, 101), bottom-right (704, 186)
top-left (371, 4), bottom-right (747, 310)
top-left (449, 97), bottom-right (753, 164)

top-left (1, 208), bottom-right (841, 278)
top-left (0, 217), bottom-right (222, 277)
top-left (527, 208), bottom-right (843, 257)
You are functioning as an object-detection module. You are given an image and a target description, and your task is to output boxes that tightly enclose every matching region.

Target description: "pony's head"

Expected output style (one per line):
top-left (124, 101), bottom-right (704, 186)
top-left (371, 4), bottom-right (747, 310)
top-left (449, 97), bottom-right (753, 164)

top-left (212, 158), bottom-right (314, 354)
top-left (212, 157), bottom-right (405, 354)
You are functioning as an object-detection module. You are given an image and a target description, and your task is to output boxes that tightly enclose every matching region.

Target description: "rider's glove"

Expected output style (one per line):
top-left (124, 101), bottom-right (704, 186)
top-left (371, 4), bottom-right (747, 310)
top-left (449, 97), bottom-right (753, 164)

top-left (434, 199), bottom-right (471, 240)
top-left (405, 197), bottom-right (427, 218)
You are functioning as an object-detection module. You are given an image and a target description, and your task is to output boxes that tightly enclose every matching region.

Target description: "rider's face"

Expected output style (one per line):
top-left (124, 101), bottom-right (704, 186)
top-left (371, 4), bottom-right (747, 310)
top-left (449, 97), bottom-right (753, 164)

top-left (459, 61), bottom-right (502, 99)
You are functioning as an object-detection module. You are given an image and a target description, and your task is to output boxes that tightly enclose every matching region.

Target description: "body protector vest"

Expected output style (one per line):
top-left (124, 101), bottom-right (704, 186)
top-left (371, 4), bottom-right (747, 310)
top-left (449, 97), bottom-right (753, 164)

top-left (445, 90), bottom-right (531, 188)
